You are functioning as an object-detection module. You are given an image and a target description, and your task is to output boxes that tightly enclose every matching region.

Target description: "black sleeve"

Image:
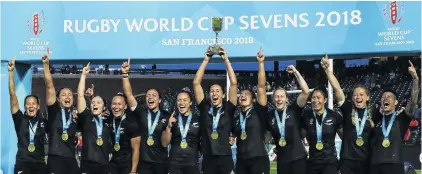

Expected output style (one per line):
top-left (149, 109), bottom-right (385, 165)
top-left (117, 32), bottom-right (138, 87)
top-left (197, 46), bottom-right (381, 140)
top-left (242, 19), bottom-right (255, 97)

top-left (226, 101), bottom-right (237, 117)
top-left (255, 103), bottom-right (268, 130)
top-left (340, 101), bottom-right (352, 125)
top-left (132, 104), bottom-right (143, 117)
top-left (128, 118), bottom-right (141, 139)
top-left (199, 99), bottom-right (209, 111)
top-left (339, 101), bottom-right (352, 116)
top-left (46, 100), bottom-right (60, 125)
top-left (77, 108), bottom-right (92, 127)
top-left (399, 112), bottom-right (412, 138)
top-left (335, 111), bottom-right (344, 130)
top-left (132, 104), bottom-right (145, 126)
top-left (290, 102), bottom-right (305, 118)
top-left (12, 110), bottom-right (25, 133)
top-left (300, 109), bottom-right (309, 130)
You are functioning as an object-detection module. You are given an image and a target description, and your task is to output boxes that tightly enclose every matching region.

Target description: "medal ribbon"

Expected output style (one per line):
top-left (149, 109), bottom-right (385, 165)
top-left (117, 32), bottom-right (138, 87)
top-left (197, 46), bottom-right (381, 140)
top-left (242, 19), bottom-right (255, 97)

top-left (61, 109), bottom-right (72, 134)
top-left (210, 106), bottom-right (222, 132)
top-left (148, 110), bottom-right (161, 139)
top-left (354, 108), bottom-right (368, 139)
top-left (240, 107), bottom-right (253, 135)
top-left (113, 114), bottom-right (126, 144)
top-left (382, 112), bottom-right (397, 140)
top-left (94, 116), bottom-right (103, 139)
top-left (29, 119), bottom-right (39, 145)
top-left (178, 112), bottom-right (192, 142)
top-left (274, 108), bottom-right (287, 140)
top-left (312, 110), bottom-right (327, 143)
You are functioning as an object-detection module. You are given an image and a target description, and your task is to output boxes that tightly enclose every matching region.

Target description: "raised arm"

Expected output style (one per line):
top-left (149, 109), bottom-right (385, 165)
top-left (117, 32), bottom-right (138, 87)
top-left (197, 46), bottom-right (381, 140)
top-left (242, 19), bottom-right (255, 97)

top-left (321, 53), bottom-right (345, 106)
top-left (405, 60), bottom-right (419, 116)
top-left (256, 47), bottom-right (267, 106)
top-left (161, 112), bottom-right (176, 147)
top-left (77, 63), bottom-right (90, 113)
top-left (121, 58), bottom-right (137, 108)
top-left (220, 47), bottom-right (238, 105)
top-left (8, 57), bottom-right (19, 114)
top-left (286, 65), bottom-right (310, 107)
top-left (193, 48), bottom-right (212, 104)
top-left (42, 48), bottom-right (56, 106)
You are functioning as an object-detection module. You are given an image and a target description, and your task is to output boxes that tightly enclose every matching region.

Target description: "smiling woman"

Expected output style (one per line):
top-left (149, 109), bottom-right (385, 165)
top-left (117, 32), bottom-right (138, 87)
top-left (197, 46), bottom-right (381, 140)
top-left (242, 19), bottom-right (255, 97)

top-left (161, 90), bottom-right (202, 174)
top-left (8, 57), bottom-right (47, 174)
top-left (76, 63), bottom-right (115, 173)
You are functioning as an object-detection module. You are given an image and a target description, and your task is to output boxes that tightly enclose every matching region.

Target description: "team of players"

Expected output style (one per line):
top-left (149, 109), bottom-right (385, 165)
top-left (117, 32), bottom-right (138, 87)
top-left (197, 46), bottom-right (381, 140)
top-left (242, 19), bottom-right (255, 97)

top-left (7, 47), bottom-right (420, 174)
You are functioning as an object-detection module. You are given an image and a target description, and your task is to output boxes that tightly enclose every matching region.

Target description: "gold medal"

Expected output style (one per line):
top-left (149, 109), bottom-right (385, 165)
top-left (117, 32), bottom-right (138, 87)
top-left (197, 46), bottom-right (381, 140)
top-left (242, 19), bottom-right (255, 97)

top-left (147, 137), bottom-right (155, 146)
top-left (356, 137), bottom-right (364, 147)
top-left (351, 117), bottom-right (356, 126)
top-left (61, 133), bottom-right (69, 141)
top-left (382, 139), bottom-right (390, 148)
top-left (114, 144), bottom-right (120, 151)
top-left (28, 144), bottom-right (35, 152)
top-left (316, 142), bottom-right (324, 150)
top-left (240, 132), bottom-right (247, 140)
top-left (180, 141), bottom-right (188, 149)
top-left (211, 131), bottom-right (219, 140)
top-left (96, 138), bottom-right (103, 146)
top-left (279, 139), bottom-right (287, 147)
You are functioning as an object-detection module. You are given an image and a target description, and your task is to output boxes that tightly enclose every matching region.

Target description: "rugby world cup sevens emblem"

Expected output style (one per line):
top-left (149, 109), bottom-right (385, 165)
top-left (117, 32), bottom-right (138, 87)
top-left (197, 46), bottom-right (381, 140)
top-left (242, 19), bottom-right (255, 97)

top-left (382, 1), bottom-right (405, 25)
top-left (27, 10), bottom-right (45, 36)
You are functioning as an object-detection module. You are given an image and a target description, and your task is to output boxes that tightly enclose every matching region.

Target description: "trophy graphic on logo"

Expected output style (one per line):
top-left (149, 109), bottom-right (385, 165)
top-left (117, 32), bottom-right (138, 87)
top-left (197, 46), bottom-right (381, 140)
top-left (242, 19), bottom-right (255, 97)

top-left (210, 17), bottom-right (223, 55)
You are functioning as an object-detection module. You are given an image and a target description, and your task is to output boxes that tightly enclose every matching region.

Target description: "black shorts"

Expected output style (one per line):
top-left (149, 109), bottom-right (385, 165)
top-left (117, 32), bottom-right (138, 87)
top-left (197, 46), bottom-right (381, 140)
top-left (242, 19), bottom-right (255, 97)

top-left (306, 160), bottom-right (338, 174)
top-left (111, 160), bottom-right (132, 174)
top-left (277, 158), bottom-right (306, 174)
top-left (202, 155), bottom-right (234, 174)
top-left (137, 160), bottom-right (168, 174)
top-left (369, 163), bottom-right (405, 174)
top-left (14, 161), bottom-right (46, 174)
top-left (339, 159), bottom-right (369, 174)
top-left (47, 155), bottom-right (79, 174)
top-left (235, 156), bottom-right (270, 174)
top-left (168, 163), bottom-right (199, 174)
top-left (80, 161), bottom-right (115, 174)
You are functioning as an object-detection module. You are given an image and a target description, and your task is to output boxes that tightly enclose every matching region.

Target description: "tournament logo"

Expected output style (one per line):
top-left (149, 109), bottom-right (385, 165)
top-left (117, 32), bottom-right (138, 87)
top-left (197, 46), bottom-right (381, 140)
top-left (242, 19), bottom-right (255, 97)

top-left (27, 10), bottom-right (45, 36)
top-left (374, 1), bottom-right (415, 47)
top-left (20, 10), bottom-right (51, 55)
top-left (382, 1), bottom-right (404, 25)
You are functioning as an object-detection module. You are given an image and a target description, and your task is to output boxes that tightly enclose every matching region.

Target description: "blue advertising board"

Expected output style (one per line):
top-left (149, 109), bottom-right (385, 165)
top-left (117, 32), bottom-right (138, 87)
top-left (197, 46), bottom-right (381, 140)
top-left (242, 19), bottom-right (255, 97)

top-left (1, 1), bottom-right (421, 62)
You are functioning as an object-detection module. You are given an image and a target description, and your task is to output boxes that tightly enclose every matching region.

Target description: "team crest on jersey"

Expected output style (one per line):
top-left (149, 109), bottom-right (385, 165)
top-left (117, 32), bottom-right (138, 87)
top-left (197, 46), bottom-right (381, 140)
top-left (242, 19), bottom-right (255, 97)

top-left (192, 122), bottom-right (199, 128)
top-left (309, 118), bottom-right (314, 125)
top-left (270, 114), bottom-right (291, 125)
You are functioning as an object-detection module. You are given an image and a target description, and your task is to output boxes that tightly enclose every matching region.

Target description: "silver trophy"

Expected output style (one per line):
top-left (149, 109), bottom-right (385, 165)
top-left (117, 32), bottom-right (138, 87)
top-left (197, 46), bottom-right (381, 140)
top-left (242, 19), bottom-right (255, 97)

top-left (210, 17), bottom-right (223, 55)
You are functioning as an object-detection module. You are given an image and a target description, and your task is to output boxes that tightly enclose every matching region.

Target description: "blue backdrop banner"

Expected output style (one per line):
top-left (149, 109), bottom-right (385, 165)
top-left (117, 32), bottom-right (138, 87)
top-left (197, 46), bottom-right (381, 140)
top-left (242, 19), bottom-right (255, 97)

top-left (1, 1), bottom-right (421, 62)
